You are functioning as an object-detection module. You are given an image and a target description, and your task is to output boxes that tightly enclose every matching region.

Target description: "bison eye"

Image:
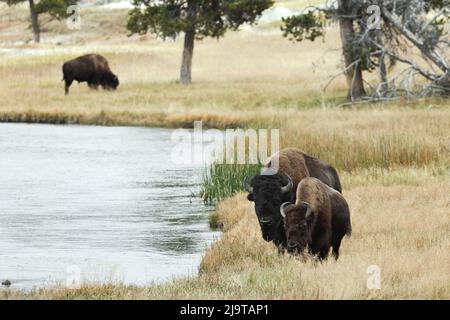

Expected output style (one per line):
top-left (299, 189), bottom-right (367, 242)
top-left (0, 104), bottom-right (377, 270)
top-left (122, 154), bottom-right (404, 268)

top-left (296, 222), bottom-right (307, 228)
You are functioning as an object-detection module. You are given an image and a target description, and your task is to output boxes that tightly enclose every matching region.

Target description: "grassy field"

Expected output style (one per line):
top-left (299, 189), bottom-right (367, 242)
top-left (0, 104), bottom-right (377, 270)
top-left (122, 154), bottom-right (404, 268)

top-left (0, 3), bottom-right (449, 299)
top-left (0, 0), bottom-right (354, 128)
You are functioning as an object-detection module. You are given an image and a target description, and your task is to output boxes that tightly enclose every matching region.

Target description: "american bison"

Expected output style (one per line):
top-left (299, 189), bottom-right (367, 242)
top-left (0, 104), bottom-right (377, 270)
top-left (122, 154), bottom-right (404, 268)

top-left (280, 177), bottom-right (352, 260)
top-left (62, 54), bottom-right (119, 95)
top-left (244, 148), bottom-right (342, 249)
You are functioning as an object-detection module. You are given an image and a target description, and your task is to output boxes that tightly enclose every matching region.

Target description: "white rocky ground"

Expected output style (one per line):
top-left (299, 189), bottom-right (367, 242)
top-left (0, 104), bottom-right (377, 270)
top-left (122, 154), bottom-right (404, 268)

top-left (0, 1), bottom-right (307, 48)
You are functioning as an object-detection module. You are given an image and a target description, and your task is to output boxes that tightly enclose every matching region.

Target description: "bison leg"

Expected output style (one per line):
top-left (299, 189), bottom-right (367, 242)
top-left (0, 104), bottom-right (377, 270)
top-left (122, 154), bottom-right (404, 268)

top-left (332, 236), bottom-right (343, 261)
top-left (310, 233), bottom-right (332, 261)
top-left (309, 245), bottom-right (330, 261)
top-left (317, 247), bottom-right (330, 261)
top-left (277, 245), bottom-right (286, 255)
top-left (88, 82), bottom-right (99, 90)
top-left (64, 79), bottom-right (73, 95)
top-left (332, 244), bottom-right (340, 260)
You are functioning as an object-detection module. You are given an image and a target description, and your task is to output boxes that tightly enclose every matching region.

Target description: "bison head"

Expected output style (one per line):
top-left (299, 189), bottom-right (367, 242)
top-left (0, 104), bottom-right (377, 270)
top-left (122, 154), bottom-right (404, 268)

top-left (104, 74), bottom-right (119, 90)
top-left (280, 201), bottom-right (314, 254)
top-left (245, 173), bottom-right (293, 243)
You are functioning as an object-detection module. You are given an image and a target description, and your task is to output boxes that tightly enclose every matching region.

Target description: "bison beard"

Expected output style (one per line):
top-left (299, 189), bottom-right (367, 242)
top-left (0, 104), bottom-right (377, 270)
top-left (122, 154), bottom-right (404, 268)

top-left (62, 54), bottom-right (119, 95)
top-left (246, 174), bottom-right (293, 249)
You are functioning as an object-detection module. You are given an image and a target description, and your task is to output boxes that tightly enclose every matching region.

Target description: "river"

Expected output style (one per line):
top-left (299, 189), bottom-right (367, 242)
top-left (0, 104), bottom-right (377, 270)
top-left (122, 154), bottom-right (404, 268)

top-left (0, 123), bottom-right (219, 290)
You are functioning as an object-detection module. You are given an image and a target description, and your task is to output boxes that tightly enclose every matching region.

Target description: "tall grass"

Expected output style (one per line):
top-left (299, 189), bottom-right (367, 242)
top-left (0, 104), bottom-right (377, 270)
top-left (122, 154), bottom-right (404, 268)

top-left (286, 131), bottom-right (448, 171)
top-left (201, 163), bottom-right (261, 205)
top-left (201, 110), bottom-right (450, 204)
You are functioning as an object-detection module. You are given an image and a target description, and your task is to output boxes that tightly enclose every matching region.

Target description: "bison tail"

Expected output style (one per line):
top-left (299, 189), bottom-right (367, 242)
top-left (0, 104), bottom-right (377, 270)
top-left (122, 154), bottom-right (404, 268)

top-left (346, 223), bottom-right (352, 237)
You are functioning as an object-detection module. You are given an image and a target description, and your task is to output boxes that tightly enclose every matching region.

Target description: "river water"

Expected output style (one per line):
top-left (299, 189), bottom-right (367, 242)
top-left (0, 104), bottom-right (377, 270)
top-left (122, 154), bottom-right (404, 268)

top-left (0, 123), bottom-right (219, 290)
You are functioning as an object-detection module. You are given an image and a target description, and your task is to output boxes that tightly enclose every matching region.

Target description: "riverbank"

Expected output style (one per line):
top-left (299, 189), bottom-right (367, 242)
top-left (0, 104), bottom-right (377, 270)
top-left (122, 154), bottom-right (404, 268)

top-left (2, 171), bottom-right (449, 299)
top-left (1, 103), bottom-right (449, 299)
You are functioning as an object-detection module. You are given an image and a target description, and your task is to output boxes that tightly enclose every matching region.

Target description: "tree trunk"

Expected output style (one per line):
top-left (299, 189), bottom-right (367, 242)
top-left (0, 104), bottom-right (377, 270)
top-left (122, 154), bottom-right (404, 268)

top-left (338, 0), bottom-right (366, 100)
top-left (180, 30), bottom-right (195, 85)
top-left (179, 0), bottom-right (196, 85)
top-left (28, 0), bottom-right (40, 43)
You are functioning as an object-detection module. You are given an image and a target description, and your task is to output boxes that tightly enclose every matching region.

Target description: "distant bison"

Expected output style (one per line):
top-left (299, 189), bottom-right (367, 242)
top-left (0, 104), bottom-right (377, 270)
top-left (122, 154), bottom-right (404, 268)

top-left (245, 148), bottom-right (342, 249)
top-left (62, 54), bottom-right (119, 95)
top-left (280, 177), bottom-right (352, 260)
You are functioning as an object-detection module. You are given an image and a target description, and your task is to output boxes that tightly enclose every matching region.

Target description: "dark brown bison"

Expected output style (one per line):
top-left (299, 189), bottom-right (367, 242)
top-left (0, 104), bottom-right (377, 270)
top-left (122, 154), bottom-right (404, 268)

top-left (62, 54), bottom-right (119, 95)
top-left (244, 148), bottom-right (342, 249)
top-left (280, 177), bottom-right (352, 260)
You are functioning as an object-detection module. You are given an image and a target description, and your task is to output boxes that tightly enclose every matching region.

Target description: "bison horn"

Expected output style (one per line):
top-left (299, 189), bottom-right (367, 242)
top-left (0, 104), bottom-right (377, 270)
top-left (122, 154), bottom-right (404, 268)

top-left (280, 174), bottom-right (293, 194)
top-left (243, 177), bottom-right (254, 194)
top-left (301, 201), bottom-right (313, 219)
top-left (280, 202), bottom-right (291, 219)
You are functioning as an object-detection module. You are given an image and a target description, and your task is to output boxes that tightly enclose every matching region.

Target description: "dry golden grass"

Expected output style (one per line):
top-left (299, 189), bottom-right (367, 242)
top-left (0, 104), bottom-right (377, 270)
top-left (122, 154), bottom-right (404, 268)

top-left (0, 27), bottom-right (346, 128)
top-left (198, 181), bottom-right (450, 299)
top-left (0, 29), bottom-right (346, 115)
top-left (1, 4), bottom-right (444, 130)
top-left (0, 3), bottom-right (348, 128)
top-left (278, 108), bottom-right (450, 171)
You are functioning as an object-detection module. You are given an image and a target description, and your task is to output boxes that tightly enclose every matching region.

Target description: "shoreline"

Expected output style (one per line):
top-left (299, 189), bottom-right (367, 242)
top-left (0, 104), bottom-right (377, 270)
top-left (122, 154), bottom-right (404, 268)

top-left (0, 109), bottom-right (256, 130)
top-left (1, 105), bottom-right (449, 299)
top-left (1, 96), bottom-right (448, 129)
top-left (2, 176), bottom-right (449, 299)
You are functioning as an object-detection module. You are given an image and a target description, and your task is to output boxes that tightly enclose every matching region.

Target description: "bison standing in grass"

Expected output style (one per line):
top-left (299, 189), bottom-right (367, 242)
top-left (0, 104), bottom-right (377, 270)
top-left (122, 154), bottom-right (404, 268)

top-left (245, 148), bottom-right (342, 249)
top-left (280, 177), bottom-right (352, 260)
top-left (62, 54), bottom-right (119, 95)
